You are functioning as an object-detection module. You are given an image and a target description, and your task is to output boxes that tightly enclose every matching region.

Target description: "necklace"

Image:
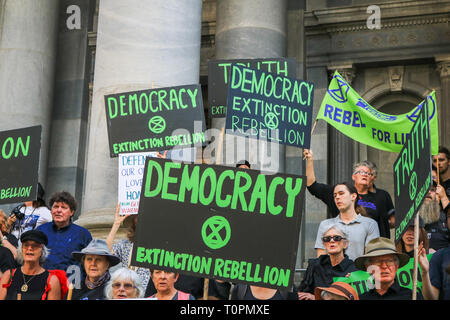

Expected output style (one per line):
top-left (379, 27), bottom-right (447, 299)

top-left (21, 271), bottom-right (38, 293)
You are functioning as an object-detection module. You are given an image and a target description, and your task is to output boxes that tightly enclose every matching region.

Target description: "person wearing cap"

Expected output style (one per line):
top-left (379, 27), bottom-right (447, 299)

top-left (314, 281), bottom-right (359, 300)
top-left (396, 217), bottom-right (429, 258)
top-left (236, 160), bottom-right (251, 169)
top-left (297, 223), bottom-right (357, 300)
top-left (355, 237), bottom-right (424, 300)
top-left (70, 238), bottom-right (120, 300)
top-left (36, 191), bottom-right (92, 272)
top-left (0, 230), bottom-right (61, 300)
top-left (7, 183), bottom-right (52, 240)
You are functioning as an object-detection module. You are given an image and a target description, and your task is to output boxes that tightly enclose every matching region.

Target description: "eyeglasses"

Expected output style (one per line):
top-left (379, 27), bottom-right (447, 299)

top-left (322, 235), bottom-right (346, 242)
top-left (112, 282), bottom-right (135, 290)
top-left (354, 170), bottom-right (373, 177)
top-left (368, 258), bottom-right (397, 267)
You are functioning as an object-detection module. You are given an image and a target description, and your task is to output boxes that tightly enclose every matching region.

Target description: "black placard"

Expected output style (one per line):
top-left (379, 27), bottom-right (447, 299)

top-left (225, 64), bottom-right (314, 149)
top-left (104, 84), bottom-right (206, 157)
top-left (208, 58), bottom-right (296, 118)
top-left (393, 100), bottom-right (432, 243)
top-left (0, 125), bottom-right (41, 205)
top-left (130, 157), bottom-right (305, 290)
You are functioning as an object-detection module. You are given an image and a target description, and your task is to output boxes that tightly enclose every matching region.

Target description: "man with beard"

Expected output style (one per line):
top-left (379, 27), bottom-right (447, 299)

top-left (419, 182), bottom-right (449, 252)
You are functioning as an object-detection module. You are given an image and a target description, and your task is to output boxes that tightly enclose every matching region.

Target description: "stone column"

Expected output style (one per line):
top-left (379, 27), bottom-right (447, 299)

top-left (214, 0), bottom-right (287, 173)
top-left (0, 0), bottom-right (59, 191)
top-left (436, 55), bottom-right (450, 148)
top-left (77, 0), bottom-right (203, 237)
top-left (327, 65), bottom-right (356, 188)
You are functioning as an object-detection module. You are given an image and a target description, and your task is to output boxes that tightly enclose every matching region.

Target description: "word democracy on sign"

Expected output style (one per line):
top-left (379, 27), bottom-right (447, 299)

top-left (143, 159), bottom-right (303, 218)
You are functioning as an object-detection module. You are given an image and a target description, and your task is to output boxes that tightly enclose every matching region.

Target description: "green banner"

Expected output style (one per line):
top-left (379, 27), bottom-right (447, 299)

top-left (333, 254), bottom-right (433, 296)
top-left (316, 71), bottom-right (439, 155)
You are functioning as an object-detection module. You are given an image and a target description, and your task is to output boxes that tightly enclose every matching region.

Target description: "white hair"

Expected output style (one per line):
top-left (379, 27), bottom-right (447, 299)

top-left (16, 243), bottom-right (49, 266)
top-left (104, 267), bottom-right (145, 299)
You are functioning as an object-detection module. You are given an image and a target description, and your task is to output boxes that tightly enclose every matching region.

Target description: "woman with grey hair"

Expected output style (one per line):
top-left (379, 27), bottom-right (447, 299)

top-left (0, 230), bottom-right (61, 300)
top-left (105, 267), bottom-right (145, 299)
top-left (297, 224), bottom-right (357, 300)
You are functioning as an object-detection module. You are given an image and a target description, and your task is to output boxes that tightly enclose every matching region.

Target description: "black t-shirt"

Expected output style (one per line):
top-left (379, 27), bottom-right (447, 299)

top-left (231, 284), bottom-right (298, 300)
top-left (70, 281), bottom-right (107, 300)
top-left (5, 268), bottom-right (49, 300)
top-left (359, 278), bottom-right (423, 300)
top-left (307, 181), bottom-right (392, 238)
top-left (425, 210), bottom-right (449, 251)
top-left (0, 246), bottom-right (15, 273)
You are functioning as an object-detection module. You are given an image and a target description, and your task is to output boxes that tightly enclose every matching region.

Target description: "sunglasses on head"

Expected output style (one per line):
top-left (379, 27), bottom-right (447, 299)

top-left (322, 235), bottom-right (346, 242)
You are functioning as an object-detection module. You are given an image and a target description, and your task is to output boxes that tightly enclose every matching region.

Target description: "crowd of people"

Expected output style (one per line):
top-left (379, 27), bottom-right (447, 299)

top-left (0, 147), bottom-right (448, 300)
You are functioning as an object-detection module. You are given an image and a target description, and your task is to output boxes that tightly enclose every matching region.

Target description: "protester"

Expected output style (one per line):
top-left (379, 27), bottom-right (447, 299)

top-left (7, 183), bottom-right (52, 240)
top-left (231, 284), bottom-right (298, 300)
top-left (419, 183), bottom-right (449, 252)
top-left (0, 230), bottom-right (61, 300)
top-left (106, 204), bottom-right (150, 289)
top-left (432, 146), bottom-right (450, 197)
top-left (149, 269), bottom-right (195, 300)
top-left (0, 243), bottom-right (16, 279)
top-left (355, 237), bottom-right (423, 300)
top-left (420, 209), bottom-right (450, 300)
top-left (395, 217), bottom-right (429, 258)
top-left (297, 224), bottom-right (357, 300)
top-left (236, 160), bottom-right (251, 169)
top-left (70, 239), bottom-right (120, 300)
top-left (36, 191), bottom-right (92, 272)
top-left (104, 267), bottom-right (145, 299)
top-left (314, 281), bottom-right (359, 300)
top-left (0, 210), bottom-right (18, 259)
top-left (304, 149), bottom-right (393, 238)
top-left (388, 209), bottom-right (396, 240)
top-left (314, 182), bottom-right (379, 260)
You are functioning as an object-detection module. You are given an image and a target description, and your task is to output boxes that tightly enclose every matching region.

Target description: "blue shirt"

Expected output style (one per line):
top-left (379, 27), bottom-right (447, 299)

top-left (36, 221), bottom-right (92, 272)
top-left (429, 246), bottom-right (450, 300)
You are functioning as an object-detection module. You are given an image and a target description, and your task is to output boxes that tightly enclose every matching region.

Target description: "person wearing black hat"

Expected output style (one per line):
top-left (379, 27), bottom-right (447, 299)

top-left (7, 183), bottom-right (52, 240)
top-left (69, 239), bottom-right (120, 300)
top-left (236, 160), bottom-right (251, 169)
top-left (0, 230), bottom-right (61, 300)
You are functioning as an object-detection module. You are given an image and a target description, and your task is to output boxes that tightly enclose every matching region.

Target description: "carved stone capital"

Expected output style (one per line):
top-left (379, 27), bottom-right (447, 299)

top-left (388, 66), bottom-right (404, 92)
top-left (327, 64), bottom-right (356, 84)
top-left (437, 60), bottom-right (450, 78)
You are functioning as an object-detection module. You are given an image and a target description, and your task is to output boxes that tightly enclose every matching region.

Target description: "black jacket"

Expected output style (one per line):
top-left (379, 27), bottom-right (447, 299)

top-left (297, 254), bottom-right (357, 294)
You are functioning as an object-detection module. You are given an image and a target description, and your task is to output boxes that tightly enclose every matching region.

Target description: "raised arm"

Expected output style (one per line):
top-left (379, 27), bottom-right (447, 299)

top-left (303, 149), bottom-right (316, 187)
top-left (106, 203), bottom-right (130, 252)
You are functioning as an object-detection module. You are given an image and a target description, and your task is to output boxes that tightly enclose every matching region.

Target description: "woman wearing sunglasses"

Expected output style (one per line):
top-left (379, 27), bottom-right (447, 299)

top-left (297, 224), bottom-right (357, 300)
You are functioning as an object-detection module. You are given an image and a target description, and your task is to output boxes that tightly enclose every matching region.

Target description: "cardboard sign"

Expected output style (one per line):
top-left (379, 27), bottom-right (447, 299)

top-left (130, 157), bottom-right (306, 290)
top-left (118, 152), bottom-right (157, 215)
top-left (208, 58), bottom-right (296, 118)
top-left (393, 100), bottom-right (432, 243)
top-left (225, 64), bottom-right (314, 149)
top-left (0, 126), bottom-right (41, 204)
top-left (104, 84), bottom-right (206, 157)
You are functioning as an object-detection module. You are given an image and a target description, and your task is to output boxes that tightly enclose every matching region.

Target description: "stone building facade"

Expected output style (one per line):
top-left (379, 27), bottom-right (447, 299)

top-left (0, 0), bottom-right (449, 270)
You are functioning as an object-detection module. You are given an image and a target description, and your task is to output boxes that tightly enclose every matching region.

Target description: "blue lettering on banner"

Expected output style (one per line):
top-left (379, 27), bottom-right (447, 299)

top-left (357, 200), bottom-right (377, 211)
top-left (323, 104), bottom-right (366, 128)
top-left (355, 99), bottom-right (397, 122)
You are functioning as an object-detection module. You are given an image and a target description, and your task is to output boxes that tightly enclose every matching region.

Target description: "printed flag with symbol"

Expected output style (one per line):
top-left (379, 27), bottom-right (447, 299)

top-left (316, 71), bottom-right (439, 155)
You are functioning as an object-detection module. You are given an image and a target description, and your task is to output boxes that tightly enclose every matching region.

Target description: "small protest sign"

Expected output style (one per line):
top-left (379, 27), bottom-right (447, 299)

top-left (104, 84), bottom-right (206, 157)
top-left (225, 64), bottom-right (314, 149)
top-left (208, 58), bottom-right (296, 118)
top-left (118, 152), bottom-right (157, 215)
top-left (130, 157), bottom-right (306, 290)
top-left (393, 100), bottom-right (432, 243)
top-left (0, 125), bottom-right (41, 204)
